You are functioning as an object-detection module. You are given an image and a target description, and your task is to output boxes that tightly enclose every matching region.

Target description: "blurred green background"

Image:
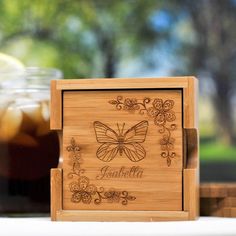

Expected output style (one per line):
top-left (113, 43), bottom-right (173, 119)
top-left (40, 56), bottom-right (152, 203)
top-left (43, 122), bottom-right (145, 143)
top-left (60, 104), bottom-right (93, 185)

top-left (0, 0), bottom-right (235, 181)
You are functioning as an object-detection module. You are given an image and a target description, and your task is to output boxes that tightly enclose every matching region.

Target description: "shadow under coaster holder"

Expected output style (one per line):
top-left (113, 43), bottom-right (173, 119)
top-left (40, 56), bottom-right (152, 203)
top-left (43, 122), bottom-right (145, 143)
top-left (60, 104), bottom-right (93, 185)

top-left (50, 77), bottom-right (199, 221)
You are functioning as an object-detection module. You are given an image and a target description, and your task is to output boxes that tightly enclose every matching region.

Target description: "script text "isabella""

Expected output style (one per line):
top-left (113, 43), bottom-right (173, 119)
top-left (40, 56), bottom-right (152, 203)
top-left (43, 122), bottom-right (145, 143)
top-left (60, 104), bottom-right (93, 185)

top-left (96, 166), bottom-right (144, 180)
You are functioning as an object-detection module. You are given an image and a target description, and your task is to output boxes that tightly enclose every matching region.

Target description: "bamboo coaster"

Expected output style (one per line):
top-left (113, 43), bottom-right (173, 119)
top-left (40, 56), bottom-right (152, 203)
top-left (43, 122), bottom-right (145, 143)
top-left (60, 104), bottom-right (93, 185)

top-left (200, 183), bottom-right (236, 217)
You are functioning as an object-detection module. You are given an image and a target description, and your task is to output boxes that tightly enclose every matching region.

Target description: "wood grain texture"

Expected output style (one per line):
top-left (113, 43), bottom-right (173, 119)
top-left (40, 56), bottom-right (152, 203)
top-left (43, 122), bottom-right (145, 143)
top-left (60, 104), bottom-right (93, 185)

top-left (50, 77), bottom-right (199, 221)
top-left (183, 128), bottom-right (199, 220)
top-left (200, 183), bottom-right (236, 198)
top-left (51, 168), bottom-right (62, 221)
top-left (200, 199), bottom-right (236, 217)
top-left (218, 197), bottom-right (236, 208)
top-left (200, 183), bottom-right (236, 217)
top-left (63, 90), bottom-right (183, 211)
top-left (226, 184), bottom-right (236, 197)
top-left (223, 207), bottom-right (236, 217)
top-left (56, 210), bottom-right (189, 222)
top-left (184, 169), bottom-right (199, 220)
top-left (185, 129), bottom-right (199, 169)
top-left (56, 77), bottom-right (190, 90)
top-left (50, 80), bottom-right (62, 130)
top-left (200, 183), bottom-right (228, 198)
top-left (183, 77), bottom-right (198, 128)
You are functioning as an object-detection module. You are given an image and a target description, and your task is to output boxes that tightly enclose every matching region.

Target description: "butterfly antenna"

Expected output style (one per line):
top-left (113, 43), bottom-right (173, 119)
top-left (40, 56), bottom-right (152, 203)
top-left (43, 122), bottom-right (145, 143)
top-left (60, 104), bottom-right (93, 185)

top-left (121, 123), bottom-right (125, 135)
top-left (117, 123), bottom-right (120, 135)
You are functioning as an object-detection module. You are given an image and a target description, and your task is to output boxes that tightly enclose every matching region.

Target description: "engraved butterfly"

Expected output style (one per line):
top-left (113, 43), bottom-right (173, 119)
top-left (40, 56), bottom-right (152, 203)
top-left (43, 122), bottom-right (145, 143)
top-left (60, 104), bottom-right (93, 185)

top-left (94, 120), bottom-right (149, 162)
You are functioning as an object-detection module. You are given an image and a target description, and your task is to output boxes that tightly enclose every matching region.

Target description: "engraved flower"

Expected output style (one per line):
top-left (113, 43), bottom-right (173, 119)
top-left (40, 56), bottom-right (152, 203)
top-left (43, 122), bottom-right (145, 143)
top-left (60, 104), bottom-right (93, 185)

top-left (67, 137), bottom-right (83, 173)
top-left (104, 189), bottom-right (121, 203)
top-left (66, 138), bottom-right (80, 152)
top-left (69, 152), bottom-right (82, 164)
top-left (147, 99), bottom-right (175, 125)
top-left (123, 98), bottom-right (140, 111)
top-left (160, 135), bottom-right (175, 151)
top-left (70, 176), bottom-right (97, 204)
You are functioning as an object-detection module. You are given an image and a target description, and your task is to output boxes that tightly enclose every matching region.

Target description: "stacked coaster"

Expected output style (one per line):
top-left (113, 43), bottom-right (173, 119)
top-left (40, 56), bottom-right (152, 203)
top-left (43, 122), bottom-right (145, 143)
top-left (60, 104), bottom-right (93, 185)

top-left (200, 183), bottom-right (236, 217)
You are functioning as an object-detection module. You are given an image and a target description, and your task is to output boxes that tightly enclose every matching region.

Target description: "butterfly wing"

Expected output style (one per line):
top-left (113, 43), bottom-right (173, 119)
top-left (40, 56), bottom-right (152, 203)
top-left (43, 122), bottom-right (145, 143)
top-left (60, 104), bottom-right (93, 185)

top-left (122, 120), bottom-right (148, 162)
top-left (94, 121), bottom-right (119, 162)
top-left (124, 120), bottom-right (148, 143)
top-left (96, 143), bottom-right (119, 162)
top-left (94, 121), bottom-right (118, 143)
top-left (94, 120), bottom-right (148, 162)
top-left (123, 143), bottom-right (146, 162)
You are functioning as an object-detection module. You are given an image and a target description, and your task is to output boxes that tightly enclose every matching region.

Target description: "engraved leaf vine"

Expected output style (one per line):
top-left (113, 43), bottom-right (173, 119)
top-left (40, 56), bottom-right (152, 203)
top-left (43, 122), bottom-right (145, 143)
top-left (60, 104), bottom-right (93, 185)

top-left (67, 138), bottom-right (136, 205)
top-left (108, 96), bottom-right (177, 166)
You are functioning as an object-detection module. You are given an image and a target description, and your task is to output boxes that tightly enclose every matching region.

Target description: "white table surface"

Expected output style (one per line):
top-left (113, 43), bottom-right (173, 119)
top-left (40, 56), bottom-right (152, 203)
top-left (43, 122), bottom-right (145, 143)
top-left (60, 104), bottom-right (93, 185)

top-left (0, 217), bottom-right (235, 236)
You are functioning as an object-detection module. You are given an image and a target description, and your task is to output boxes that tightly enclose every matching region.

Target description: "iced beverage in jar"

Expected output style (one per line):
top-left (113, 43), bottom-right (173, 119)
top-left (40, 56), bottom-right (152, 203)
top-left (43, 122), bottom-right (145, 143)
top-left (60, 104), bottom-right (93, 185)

top-left (0, 67), bottom-right (61, 214)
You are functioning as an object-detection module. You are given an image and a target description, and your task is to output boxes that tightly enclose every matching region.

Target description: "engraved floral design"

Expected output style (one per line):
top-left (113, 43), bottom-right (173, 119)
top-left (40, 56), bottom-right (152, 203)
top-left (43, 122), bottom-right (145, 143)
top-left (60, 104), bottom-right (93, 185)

top-left (160, 134), bottom-right (175, 166)
top-left (108, 96), bottom-right (177, 166)
top-left (70, 177), bottom-right (97, 204)
top-left (67, 138), bottom-right (136, 205)
top-left (147, 99), bottom-right (176, 126)
top-left (94, 188), bottom-right (136, 205)
top-left (123, 98), bottom-right (140, 111)
top-left (104, 189), bottom-right (121, 203)
top-left (67, 138), bottom-right (85, 178)
top-left (160, 135), bottom-right (175, 151)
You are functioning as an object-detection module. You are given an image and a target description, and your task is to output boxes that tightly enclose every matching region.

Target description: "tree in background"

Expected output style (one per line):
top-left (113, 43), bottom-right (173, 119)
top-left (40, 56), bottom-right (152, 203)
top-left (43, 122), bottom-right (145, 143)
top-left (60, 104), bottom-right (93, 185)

top-left (0, 0), bottom-right (164, 78)
top-left (0, 0), bottom-right (235, 145)
top-left (171, 0), bottom-right (236, 145)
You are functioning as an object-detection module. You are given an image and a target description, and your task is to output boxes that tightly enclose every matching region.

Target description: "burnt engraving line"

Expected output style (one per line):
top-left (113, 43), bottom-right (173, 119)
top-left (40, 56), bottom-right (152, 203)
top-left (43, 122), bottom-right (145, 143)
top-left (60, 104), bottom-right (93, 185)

top-left (93, 120), bottom-right (149, 162)
top-left (108, 97), bottom-right (177, 166)
top-left (67, 137), bottom-right (136, 205)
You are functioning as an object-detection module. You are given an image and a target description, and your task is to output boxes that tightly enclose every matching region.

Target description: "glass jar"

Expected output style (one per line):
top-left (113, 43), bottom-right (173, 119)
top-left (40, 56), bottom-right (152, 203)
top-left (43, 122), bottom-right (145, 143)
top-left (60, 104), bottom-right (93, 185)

top-left (0, 67), bottom-right (62, 214)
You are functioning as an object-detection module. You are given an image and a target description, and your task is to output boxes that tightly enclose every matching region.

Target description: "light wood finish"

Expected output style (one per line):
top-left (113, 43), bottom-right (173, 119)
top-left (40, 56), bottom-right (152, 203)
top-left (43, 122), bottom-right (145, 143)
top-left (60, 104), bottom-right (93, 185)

top-left (56, 77), bottom-right (190, 90)
top-left (50, 80), bottom-right (62, 130)
top-left (51, 77), bottom-right (198, 129)
top-left (50, 166), bottom-right (190, 221)
top-left (200, 183), bottom-right (236, 217)
top-left (222, 197), bottom-right (236, 207)
top-left (56, 210), bottom-right (189, 222)
top-left (183, 77), bottom-right (198, 129)
top-left (223, 207), bottom-right (236, 217)
top-left (51, 168), bottom-right (62, 221)
top-left (201, 183), bottom-right (228, 198)
top-left (50, 77), bottom-right (199, 221)
top-left (184, 169), bottom-right (199, 220)
top-left (227, 184), bottom-right (236, 196)
top-left (63, 90), bottom-right (183, 211)
top-left (200, 183), bottom-right (236, 198)
top-left (183, 129), bottom-right (199, 220)
top-left (183, 84), bottom-right (199, 219)
top-left (200, 199), bottom-right (236, 217)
